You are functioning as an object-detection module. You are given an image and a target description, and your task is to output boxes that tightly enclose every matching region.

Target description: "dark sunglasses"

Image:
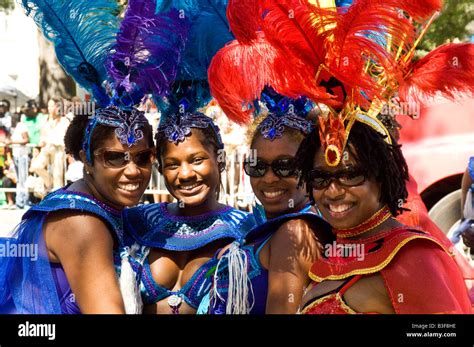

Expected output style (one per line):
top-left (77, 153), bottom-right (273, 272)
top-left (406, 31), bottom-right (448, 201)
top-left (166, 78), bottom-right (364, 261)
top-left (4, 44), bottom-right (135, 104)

top-left (308, 167), bottom-right (367, 189)
top-left (244, 158), bottom-right (297, 178)
top-left (94, 148), bottom-right (155, 168)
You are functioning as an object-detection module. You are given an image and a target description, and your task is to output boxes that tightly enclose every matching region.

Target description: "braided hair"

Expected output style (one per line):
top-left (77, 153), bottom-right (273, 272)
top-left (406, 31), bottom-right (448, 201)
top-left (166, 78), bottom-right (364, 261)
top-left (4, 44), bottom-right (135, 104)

top-left (296, 121), bottom-right (409, 216)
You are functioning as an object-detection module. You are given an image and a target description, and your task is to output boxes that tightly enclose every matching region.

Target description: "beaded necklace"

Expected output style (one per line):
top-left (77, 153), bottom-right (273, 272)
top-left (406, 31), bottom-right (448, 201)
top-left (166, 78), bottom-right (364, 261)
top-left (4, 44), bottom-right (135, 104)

top-left (333, 205), bottom-right (392, 239)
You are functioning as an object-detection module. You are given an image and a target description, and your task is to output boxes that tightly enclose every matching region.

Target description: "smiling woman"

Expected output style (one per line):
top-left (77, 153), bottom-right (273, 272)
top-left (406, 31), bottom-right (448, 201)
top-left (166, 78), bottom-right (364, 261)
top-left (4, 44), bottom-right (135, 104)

top-left (203, 94), bottom-right (332, 314)
top-left (157, 119), bottom-right (224, 215)
top-left (123, 113), bottom-right (255, 315)
top-left (296, 122), bottom-right (472, 314)
top-left (118, 0), bottom-right (257, 315)
top-left (0, 107), bottom-right (154, 314)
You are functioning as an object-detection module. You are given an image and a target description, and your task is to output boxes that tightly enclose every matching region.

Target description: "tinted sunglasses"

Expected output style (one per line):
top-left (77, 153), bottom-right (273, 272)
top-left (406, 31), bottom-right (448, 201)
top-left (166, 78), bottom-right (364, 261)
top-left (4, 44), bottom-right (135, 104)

top-left (308, 167), bottom-right (367, 189)
top-left (244, 158), bottom-right (297, 178)
top-left (94, 148), bottom-right (155, 168)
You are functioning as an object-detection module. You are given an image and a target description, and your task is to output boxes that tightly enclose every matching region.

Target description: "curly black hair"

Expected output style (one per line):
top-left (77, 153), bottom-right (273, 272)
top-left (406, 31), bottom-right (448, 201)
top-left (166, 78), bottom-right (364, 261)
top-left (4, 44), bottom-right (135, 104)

top-left (295, 121), bottom-right (409, 216)
top-left (65, 113), bottom-right (154, 163)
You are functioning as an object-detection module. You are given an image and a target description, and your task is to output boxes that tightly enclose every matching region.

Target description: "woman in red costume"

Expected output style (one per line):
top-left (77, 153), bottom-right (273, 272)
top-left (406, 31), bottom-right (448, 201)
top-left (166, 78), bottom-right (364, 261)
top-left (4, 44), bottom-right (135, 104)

top-left (296, 119), bottom-right (472, 314)
top-left (207, 0), bottom-right (474, 313)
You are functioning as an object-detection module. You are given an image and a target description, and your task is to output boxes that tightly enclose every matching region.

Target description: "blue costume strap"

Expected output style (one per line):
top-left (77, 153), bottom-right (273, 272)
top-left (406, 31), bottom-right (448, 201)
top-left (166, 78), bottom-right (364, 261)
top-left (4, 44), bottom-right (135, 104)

top-left (123, 203), bottom-right (256, 251)
top-left (252, 203), bottom-right (268, 226)
top-left (208, 205), bottom-right (331, 314)
top-left (0, 188), bottom-right (123, 313)
top-left (27, 188), bottom-right (123, 244)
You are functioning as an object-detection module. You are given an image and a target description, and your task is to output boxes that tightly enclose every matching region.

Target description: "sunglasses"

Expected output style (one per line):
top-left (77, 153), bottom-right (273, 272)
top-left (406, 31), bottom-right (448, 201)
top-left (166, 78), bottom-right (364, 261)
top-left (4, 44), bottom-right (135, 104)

top-left (308, 167), bottom-right (367, 190)
top-left (244, 158), bottom-right (297, 178)
top-left (94, 148), bottom-right (155, 168)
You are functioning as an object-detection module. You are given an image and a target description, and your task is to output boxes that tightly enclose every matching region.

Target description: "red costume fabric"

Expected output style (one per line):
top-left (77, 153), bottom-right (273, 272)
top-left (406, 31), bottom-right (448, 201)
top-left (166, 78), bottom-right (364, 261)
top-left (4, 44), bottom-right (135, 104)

top-left (306, 227), bottom-right (472, 314)
top-left (301, 276), bottom-right (362, 314)
top-left (398, 175), bottom-right (474, 282)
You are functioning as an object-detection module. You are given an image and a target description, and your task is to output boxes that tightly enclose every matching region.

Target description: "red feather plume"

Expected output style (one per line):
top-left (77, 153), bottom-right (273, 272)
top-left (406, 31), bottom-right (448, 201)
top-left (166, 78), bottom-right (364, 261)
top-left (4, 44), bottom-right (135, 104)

top-left (208, 31), bottom-right (335, 124)
top-left (399, 43), bottom-right (474, 104)
top-left (226, 0), bottom-right (260, 44)
top-left (259, 0), bottom-right (327, 66)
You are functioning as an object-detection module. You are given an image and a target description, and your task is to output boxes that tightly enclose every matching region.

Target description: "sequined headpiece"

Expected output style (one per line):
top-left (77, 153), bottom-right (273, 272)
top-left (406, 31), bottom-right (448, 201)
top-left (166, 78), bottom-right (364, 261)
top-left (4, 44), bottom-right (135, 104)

top-left (82, 106), bottom-right (149, 163)
top-left (256, 89), bottom-right (314, 141)
top-left (157, 111), bottom-right (223, 149)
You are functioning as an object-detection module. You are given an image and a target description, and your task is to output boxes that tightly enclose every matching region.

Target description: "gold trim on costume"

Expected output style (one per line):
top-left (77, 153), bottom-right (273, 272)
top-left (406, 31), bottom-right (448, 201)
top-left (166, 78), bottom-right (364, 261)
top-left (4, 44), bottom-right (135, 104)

top-left (300, 293), bottom-right (357, 314)
top-left (309, 235), bottom-right (448, 282)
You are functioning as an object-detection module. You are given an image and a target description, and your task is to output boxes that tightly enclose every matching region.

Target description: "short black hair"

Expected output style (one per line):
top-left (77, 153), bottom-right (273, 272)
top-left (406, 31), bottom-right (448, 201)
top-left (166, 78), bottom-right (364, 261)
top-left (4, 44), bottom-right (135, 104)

top-left (296, 121), bottom-right (409, 216)
top-left (155, 126), bottom-right (225, 198)
top-left (64, 113), bottom-right (154, 163)
top-left (155, 126), bottom-right (224, 172)
top-left (25, 99), bottom-right (38, 109)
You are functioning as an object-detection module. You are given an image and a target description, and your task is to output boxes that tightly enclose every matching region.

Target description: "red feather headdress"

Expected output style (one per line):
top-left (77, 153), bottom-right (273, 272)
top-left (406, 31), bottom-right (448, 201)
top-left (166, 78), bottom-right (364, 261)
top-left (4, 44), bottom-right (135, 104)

top-left (209, 0), bottom-right (474, 165)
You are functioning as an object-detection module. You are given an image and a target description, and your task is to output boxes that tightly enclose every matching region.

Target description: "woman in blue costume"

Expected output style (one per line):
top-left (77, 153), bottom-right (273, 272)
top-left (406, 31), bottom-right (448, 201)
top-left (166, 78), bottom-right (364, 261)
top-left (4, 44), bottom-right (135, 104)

top-left (0, 0), bottom-right (182, 314)
top-left (121, 1), bottom-right (255, 314)
top-left (0, 108), bottom-right (154, 314)
top-left (124, 102), bottom-right (255, 314)
top-left (200, 87), bottom-right (332, 314)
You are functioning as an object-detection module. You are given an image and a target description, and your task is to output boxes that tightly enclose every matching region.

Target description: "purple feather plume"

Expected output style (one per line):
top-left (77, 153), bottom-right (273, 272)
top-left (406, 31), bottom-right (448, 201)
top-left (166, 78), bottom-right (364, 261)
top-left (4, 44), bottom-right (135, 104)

top-left (107, 0), bottom-right (190, 102)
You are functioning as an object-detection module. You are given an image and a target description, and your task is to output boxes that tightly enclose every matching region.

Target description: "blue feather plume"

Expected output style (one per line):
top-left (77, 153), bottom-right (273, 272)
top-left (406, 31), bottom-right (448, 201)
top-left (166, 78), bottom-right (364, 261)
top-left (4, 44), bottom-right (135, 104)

top-left (155, 0), bottom-right (227, 17)
top-left (154, 0), bottom-right (234, 118)
top-left (107, 0), bottom-right (191, 107)
top-left (152, 0), bottom-right (234, 80)
top-left (21, 0), bottom-right (120, 106)
top-left (179, 3), bottom-right (234, 80)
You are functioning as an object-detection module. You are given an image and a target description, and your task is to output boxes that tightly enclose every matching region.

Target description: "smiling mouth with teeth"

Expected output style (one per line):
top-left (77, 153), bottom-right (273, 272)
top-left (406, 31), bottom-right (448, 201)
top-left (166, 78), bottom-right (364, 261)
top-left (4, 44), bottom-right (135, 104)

top-left (327, 203), bottom-right (354, 213)
top-left (262, 190), bottom-right (285, 199)
top-left (179, 182), bottom-right (202, 191)
top-left (118, 183), bottom-right (140, 192)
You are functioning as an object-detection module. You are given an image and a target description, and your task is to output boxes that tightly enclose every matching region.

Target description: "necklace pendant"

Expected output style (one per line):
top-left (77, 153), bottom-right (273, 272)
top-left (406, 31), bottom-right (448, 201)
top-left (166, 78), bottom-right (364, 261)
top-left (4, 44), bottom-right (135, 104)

top-left (168, 294), bottom-right (182, 314)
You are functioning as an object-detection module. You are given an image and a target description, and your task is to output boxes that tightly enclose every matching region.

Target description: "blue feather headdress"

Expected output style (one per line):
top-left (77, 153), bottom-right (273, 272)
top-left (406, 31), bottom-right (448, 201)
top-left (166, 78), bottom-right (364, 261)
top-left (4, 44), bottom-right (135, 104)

top-left (22, 0), bottom-right (200, 163)
top-left (22, 0), bottom-right (234, 157)
top-left (21, 0), bottom-right (120, 107)
top-left (107, 3), bottom-right (190, 107)
top-left (153, 0), bottom-right (233, 147)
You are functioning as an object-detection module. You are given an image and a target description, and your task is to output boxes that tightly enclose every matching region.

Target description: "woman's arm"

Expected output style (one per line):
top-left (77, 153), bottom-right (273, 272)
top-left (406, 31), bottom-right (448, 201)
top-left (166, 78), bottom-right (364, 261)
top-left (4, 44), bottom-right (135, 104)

top-left (265, 219), bottom-right (322, 314)
top-left (44, 211), bottom-right (125, 314)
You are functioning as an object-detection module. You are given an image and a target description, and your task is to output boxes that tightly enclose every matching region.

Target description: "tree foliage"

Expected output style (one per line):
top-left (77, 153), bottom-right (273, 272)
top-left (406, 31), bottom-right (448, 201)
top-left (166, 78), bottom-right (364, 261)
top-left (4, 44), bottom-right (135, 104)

top-left (0, 0), bottom-right (14, 13)
top-left (421, 0), bottom-right (474, 51)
